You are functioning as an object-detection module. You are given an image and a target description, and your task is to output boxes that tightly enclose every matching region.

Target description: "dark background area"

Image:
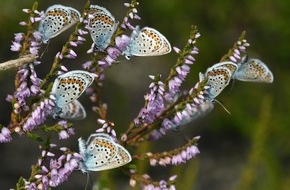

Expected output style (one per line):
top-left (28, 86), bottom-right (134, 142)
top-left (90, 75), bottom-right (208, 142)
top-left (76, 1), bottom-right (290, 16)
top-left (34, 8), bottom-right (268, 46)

top-left (0, 0), bottom-right (289, 189)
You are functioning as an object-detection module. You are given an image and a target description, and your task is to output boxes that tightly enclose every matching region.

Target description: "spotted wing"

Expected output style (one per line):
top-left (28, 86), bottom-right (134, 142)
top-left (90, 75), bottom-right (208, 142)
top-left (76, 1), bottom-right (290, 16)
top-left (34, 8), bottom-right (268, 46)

top-left (125, 26), bottom-right (171, 58)
top-left (81, 134), bottom-right (119, 172)
top-left (39, 5), bottom-right (80, 43)
top-left (51, 70), bottom-right (94, 108)
top-left (94, 144), bottom-right (132, 171)
top-left (205, 66), bottom-right (232, 99)
top-left (88, 5), bottom-right (118, 51)
top-left (233, 58), bottom-right (273, 83)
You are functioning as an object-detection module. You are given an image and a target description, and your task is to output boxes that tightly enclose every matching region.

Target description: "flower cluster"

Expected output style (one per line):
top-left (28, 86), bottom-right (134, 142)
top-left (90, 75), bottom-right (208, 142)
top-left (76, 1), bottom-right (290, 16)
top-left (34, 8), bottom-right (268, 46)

top-left (8, 8), bottom-right (44, 113)
top-left (145, 136), bottom-right (200, 166)
top-left (95, 119), bottom-right (117, 138)
top-left (134, 75), bottom-right (165, 126)
top-left (130, 171), bottom-right (177, 190)
top-left (220, 32), bottom-right (250, 63)
top-left (149, 80), bottom-right (210, 140)
top-left (57, 120), bottom-right (75, 140)
top-left (8, 63), bottom-right (42, 113)
top-left (22, 95), bottom-right (55, 132)
top-left (55, 28), bottom-right (87, 60)
top-left (164, 28), bottom-right (200, 102)
top-left (95, 35), bottom-right (131, 69)
top-left (24, 145), bottom-right (81, 190)
top-left (122, 1), bottom-right (141, 30)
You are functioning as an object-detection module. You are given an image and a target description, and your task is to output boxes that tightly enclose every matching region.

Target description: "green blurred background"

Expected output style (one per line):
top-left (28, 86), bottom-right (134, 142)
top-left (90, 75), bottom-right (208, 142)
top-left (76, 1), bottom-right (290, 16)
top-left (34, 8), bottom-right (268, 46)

top-left (0, 0), bottom-right (289, 189)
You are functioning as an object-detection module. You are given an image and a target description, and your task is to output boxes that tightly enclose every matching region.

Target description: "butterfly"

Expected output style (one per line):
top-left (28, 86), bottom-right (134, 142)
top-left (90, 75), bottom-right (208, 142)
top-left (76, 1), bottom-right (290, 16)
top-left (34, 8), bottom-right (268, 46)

top-left (51, 70), bottom-right (94, 119)
top-left (233, 56), bottom-right (274, 83)
top-left (203, 62), bottom-right (235, 99)
top-left (123, 26), bottom-right (172, 59)
top-left (78, 133), bottom-right (132, 173)
top-left (88, 5), bottom-right (118, 51)
top-left (39, 4), bottom-right (81, 43)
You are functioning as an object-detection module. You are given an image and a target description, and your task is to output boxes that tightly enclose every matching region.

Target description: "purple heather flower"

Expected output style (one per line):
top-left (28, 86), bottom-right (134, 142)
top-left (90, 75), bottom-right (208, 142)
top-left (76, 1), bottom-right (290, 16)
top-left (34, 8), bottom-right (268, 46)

top-left (141, 175), bottom-right (177, 190)
top-left (115, 35), bottom-right (131, 51)
top-left (58, 130), bottom-right (69, 140)
top-left (22, 96), bottom-right (55, 132)
top-left (107, 47), bottom-right (121, 59)
top-left (78, 29), bottom-right (88, 35)
top-left (134, 76), bottom-right (165, 126)
top-left (69, 41), bottom-right (78, 47)
top-left (0, 127), bottom-right (12, 143)
top-left (94, 35), bottom-right (130, 69)
top-left (82, 61), bottom-right (93, 69)
top-left (30, 146), bottom-right (81, 189)
top-left (230, 56), bottom-right (237, 63)
top-left (14, 33), bottom-right (24, 42)
top-left (121, 2), bottom-right (140, 30)
top-left (13, 63), bottom-right (42, 112)
top-left (164, 43), bottom-right (199, 102)
top-left (228, 39), bottom-right (250, 63)
top-left (147, 136), bottom-right (200, 166)
top-left (33, 31), bottom-right (42, 41)
top-left (28, 183), bottom-right (37, 190)
top-left (55, 52), bottom-right (63, 59)
top-left (77, 36), bottom-right (86, 43)
top-left (171, 144), bottom-right (199, 165)
top-left (57, 120), bottom-right (75, 140)
top-left (10, 41), bottom-right (22, 52)
top-left (150, 81), bottom-right (211, 140)
top-left (173, 46), bottom-right (181, 53)
top-left (65, 49), bottom-right (77, 59)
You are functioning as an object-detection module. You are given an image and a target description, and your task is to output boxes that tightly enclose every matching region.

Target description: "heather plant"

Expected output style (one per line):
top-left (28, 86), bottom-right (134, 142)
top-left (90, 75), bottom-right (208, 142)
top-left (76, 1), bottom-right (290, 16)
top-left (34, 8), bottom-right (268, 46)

top-left (0, 1), bottom-right (274, 190)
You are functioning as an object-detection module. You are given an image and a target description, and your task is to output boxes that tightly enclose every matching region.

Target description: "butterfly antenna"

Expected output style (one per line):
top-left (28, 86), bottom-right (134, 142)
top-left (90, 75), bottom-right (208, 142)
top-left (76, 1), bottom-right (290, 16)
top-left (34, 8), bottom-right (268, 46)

top-left (84, 173), bottom-right (91, 190)
top-left (214, 99), bottom-right (231, 115)
top-left (228, 78), bottom-right (236, 94)
top-left (40, 42), bottom-right (50, 59)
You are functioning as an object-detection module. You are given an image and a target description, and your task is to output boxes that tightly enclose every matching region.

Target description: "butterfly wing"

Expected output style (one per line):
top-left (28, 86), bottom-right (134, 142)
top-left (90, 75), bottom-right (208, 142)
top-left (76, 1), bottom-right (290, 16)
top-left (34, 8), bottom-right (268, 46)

top-left (78, 133), bottom-right (131, 173)
top-left (57, 100), bottom-right (86, 120)
top-left (39, 5), bottom-right (80, 43)
top-left (233, 58), bottom-right (273, 83)
top-left (80, 134), bottom-right (119, 172)
top-left (205, 66), bottom-right (232, 99)
top-left (51, 70), bottom-right (94, 108)
top-left (94, 144), bottom-right (132, 171)
top-left (88, 5), bottom-right (118, 51)
top-left (125, 27), bottom-right (171, 58)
